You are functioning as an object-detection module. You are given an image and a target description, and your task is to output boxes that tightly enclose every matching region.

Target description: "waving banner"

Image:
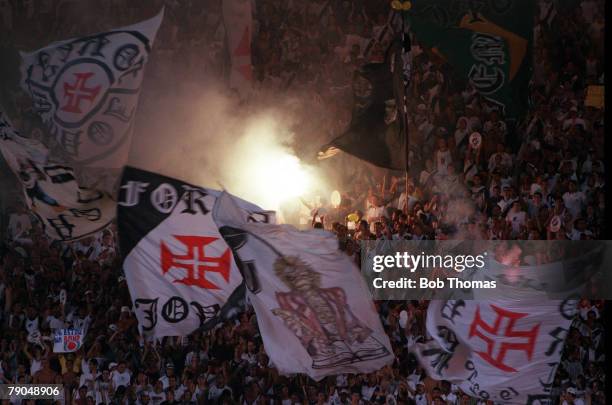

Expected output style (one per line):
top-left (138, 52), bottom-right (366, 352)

top-left (213, 192), bottom-right (394, 380)
top-left (117, 166), bottom-right (274, 338)
top-left (20, 10), bottom-right (163, 190)
top-left (222, 0), bottom-right (253, 98)
top-left (0, 110), bottom-right (114, 241)
top-left (407, 1), bottom-right (534, 119)
top-left (412, 299), bottom-right (577, 404)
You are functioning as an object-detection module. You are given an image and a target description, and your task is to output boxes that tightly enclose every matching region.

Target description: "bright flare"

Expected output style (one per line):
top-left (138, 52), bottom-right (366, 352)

top-left (247, 153), bottom-right (311, 209)
top-left (222, 116), bottom-right (314, 211)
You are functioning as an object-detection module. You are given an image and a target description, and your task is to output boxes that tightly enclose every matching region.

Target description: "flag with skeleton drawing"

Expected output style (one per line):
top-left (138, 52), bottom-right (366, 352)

top-left (212, 192), bottom-right (394, 380)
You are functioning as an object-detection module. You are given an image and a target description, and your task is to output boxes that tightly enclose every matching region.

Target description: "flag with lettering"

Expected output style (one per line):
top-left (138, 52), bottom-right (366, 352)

top-left (212, 192), bottom-right (394, 380)
top-left (20, 10), bottom-right (163, 191)
top-left (407, 1), bottom-right (534, 119)
top-left (412, 299), bottom-right (577, 404)
top-left (0, 109), bottom-right (114, 241)
top-left (53, 328), bottom-right (85, 353)
top-left (222, 0), bottom-right (252, 98)
top-left (117, 166), bottom-right (274, 338)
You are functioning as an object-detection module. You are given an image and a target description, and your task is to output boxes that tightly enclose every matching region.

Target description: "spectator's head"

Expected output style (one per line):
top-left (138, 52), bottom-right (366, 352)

top-left (140, 390), bottom-right (150, 404)
top-left (166, 362), bottom-right (174, 376)
top-left (154, 380), bottom-right (163, 392)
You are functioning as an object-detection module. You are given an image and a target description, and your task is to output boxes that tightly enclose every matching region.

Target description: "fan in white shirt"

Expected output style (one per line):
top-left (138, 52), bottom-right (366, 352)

top-left (80, 360), bottom-right (101, 392)
top-left (149, 381), bottom-right (166, 405)
top-left (24, 311), bottom-right (40, 335)
top-left (360, 376), bottom-right (378, 401)
top-left (414, 383), bottom-right (429, 405)
top-left (506, 202), bottom-right (527, 235)
top-left (433, 138), bottom-right (453, 176)
top-left (46, 308), bottom-right (66, 331)
top-left (365, 194), bottom-right (387, 224)
top-left (562, 181), bottom-right (586, 219)
top-left (562, 387), bottom-right (585, 405)
top-left (483, 111), bottom-right (507, 138)
top-left (110, 362), bottom-right (132, 392)
top-left (488, 144), bottom-right (513, 171)
top-left (208, 375), bottom-right (232, 401)
top-left (67, 308), bottom-right (92, 333)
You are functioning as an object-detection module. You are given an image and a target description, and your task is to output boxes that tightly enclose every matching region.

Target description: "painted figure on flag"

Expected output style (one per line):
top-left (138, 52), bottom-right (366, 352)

top-left (271, 256), bottom-right (390, 369)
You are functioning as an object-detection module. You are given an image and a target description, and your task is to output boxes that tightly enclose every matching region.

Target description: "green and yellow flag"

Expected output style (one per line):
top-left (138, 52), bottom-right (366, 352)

top-left (407, 1), bottom-right (534, 119)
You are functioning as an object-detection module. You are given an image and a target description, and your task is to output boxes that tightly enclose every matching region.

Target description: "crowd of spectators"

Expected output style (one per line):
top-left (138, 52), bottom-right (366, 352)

top-left (0, 225), bottom-right (606, 405)
top-left (0, 0), bottom-right (606, 404)
top-left (304, 1), bottom-right (605, 245)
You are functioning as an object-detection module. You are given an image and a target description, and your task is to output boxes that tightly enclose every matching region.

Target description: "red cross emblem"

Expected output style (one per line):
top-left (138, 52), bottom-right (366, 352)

top-left (468, 304), bottom-right (540, 372)
top-left (161, 235), bottom-right (231, 289)
top-left (61, 72), bottom-right (101, 113)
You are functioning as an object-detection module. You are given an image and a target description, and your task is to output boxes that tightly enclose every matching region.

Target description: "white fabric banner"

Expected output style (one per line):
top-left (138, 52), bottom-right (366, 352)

top-left (0, 110), bottom-right (115, 241)
top-left (213, 192), bottom-right (394, 380)
top-left (222, 0), bottom-right (253, 98)
top-left (470, 243), bottom-right (603, 301)
top-left (20, 10), bottom-right (163, 183)
top-left (118, 167), bottom-right (275, 338)
top-left (412, 299), bottom-right (577, 404)
top-left (53, 328), bottom-right (85, 353)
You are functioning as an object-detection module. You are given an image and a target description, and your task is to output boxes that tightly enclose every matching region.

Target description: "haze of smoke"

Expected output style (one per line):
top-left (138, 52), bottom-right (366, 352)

top-left (128, 79), bottom-right (332, 210)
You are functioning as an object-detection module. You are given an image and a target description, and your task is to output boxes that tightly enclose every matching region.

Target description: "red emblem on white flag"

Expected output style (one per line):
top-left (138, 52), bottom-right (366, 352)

top-left (469, 304), bottom-right (540, 372)
top-left (161, 235), bottom-right (231, 289)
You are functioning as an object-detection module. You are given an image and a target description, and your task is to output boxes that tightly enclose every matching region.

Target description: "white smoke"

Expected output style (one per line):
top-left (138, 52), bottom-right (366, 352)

top-left (128, 80), bottom-right (330, 213)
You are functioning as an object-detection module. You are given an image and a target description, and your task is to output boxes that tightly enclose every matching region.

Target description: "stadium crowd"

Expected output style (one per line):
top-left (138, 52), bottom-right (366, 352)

top-left (0, 0), bottom-right (607, 404)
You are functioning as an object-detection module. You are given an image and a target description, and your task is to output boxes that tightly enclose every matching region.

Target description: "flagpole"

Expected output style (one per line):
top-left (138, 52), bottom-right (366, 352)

top-left (393, 2), bottom-right (412, 215)
top-left (403, 24), bottom-right (410, 216)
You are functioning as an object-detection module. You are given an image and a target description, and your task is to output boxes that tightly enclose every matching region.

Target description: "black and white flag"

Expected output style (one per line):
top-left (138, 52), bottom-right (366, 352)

top-left (0, 109), bottom-right (114, 241)
top-left (412, 299), bottom-right (577, 404)
top-left (117, 166), bottom-right (274, 338)
top-left (20, 10), bottom-right (163, 191)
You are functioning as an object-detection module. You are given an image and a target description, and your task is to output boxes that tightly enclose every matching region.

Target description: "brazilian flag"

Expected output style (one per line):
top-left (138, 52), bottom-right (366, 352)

top-left (407, 0), bottom-right (534, 119)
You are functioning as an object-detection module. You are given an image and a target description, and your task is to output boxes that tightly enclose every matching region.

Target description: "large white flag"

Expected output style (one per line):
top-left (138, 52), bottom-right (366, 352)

top-left (20, 10), bottom-right (163, 190)
top-left (117, 166), bottom-right (274, 338)
top-left (412, 299), bottom-right (577, 404)
top-left (213, 192), bottom-right (394, 380)
top-left (0, 110), bottom-right (114, 241)
top-left (222, 0), bottom-right (253, 98)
